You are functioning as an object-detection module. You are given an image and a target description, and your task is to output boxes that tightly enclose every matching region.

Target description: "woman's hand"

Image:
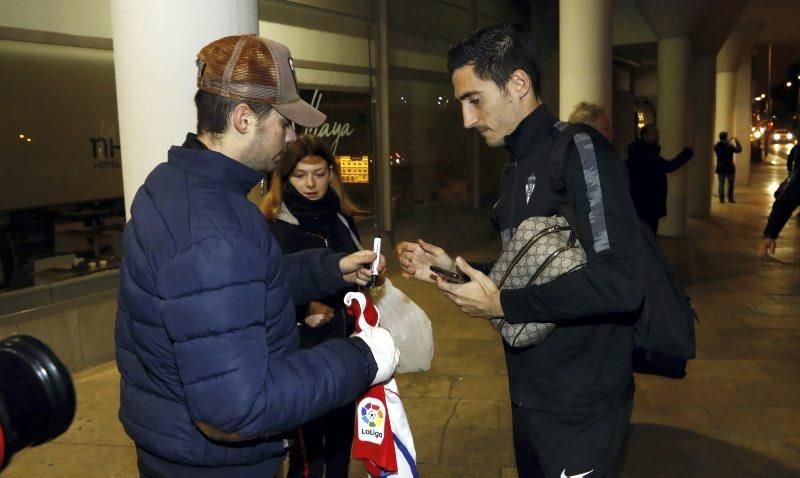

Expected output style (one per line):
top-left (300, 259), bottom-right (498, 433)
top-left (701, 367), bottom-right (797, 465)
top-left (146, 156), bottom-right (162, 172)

top-left (304, 301), bottom-right (335, 328)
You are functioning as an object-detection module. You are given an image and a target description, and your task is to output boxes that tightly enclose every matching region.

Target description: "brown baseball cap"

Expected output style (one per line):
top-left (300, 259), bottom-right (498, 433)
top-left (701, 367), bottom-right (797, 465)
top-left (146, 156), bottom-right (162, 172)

top-left (196, 34), bottom-right (325, 128)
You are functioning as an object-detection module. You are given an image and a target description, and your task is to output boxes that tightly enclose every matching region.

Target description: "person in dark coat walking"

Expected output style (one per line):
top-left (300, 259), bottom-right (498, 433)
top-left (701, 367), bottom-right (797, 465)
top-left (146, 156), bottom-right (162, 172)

top-left (713, 131), bottom-right (742, 203)
top-left (626, 124), bottom-right (693, 233)
top-left (262, 134), bottom-right (376, 478)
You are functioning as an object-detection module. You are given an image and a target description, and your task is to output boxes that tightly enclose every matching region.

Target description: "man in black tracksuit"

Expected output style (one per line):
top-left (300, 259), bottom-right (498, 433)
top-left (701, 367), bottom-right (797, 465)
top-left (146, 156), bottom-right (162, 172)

top-left (396, 25), bottom-right (645, 477)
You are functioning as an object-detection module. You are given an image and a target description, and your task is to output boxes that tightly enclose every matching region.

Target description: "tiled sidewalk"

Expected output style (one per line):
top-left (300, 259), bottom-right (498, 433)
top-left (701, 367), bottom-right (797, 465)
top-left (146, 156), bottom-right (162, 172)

top-left (4, 158), bottom-right (799, 477)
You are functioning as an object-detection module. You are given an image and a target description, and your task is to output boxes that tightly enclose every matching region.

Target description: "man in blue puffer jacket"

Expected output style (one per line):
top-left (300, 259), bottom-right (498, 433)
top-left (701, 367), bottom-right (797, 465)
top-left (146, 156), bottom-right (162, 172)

top-left (115, 34), bottom-right (399, 478)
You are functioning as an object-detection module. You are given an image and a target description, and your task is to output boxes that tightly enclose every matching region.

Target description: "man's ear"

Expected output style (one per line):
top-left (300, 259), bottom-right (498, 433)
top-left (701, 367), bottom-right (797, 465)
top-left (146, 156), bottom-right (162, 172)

top-left (231, 103), bottom-right (252, 134)
top-left (509, 69), bottom-right (532, 99)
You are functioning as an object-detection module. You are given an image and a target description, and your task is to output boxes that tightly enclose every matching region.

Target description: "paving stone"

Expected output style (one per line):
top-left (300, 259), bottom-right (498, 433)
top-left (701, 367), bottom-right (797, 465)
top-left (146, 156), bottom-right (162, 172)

top-left (449, 373), bottom-right (510, 400)
top-left (439, 427), bottom-right (515, 467)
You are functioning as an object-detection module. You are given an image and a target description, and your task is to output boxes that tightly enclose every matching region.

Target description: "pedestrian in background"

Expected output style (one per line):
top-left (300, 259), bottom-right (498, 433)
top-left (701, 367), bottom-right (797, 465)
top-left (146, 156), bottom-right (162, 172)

top-left (713, 131), bottom-right (742, 203)
top-left (626, 124), bottom-right (693, 233)
top-left (568, 101), bottom-right (613, 141)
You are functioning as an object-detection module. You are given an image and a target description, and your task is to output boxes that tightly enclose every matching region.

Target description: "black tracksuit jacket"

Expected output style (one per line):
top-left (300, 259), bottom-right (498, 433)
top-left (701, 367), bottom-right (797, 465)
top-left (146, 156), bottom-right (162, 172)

top-left (492, 106), bottom-right (646, 414)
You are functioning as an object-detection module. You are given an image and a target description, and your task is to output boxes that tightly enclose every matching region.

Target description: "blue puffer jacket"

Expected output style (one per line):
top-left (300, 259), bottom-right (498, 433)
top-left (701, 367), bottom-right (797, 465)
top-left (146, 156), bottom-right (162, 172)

top-left (115, 134), bottom-right (374, 473)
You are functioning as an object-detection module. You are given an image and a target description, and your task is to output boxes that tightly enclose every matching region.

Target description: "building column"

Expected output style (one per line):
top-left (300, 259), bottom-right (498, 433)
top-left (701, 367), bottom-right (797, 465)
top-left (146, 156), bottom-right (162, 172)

top-left (558, 0), bottom-right (612, 119)
top-left (657, 37), bottom-right (692, 236)
top-left (714, 72), bottom-right (737, 143)
top-left (734, 52), bottom-right (753, 186)
top-left (110, 0), bottom-right (258, 217)
top-left (687, 55), bottom-right (716, 217)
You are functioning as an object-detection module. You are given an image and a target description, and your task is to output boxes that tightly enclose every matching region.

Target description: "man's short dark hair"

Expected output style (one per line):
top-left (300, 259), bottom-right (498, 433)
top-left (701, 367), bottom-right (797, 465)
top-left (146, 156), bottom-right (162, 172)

top-left (719, 131), bottom-right (728, 140)
top-left (194, 90), bottom-right (273, 135)
top-left (447, 24), bottom-right (541, 97)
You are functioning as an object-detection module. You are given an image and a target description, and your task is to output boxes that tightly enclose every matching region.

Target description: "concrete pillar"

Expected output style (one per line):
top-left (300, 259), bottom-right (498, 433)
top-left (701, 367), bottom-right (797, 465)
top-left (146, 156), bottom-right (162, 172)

top-left (688, 55), bottom-right (716, 217)
top-left (734, 52), bottom-right (752, 185)
top-left (110, 0), bottom-right (258, 217)
top-left (657, 37), bottom-right (691, 236)
top-left (714, 72), bottom-right (737, 144)
top-left (636, 0), bottom-right (722, 235)
top-left (558, 0), bottom-right (612, 119)
top-left (715, 22), bottom-right (761, 190)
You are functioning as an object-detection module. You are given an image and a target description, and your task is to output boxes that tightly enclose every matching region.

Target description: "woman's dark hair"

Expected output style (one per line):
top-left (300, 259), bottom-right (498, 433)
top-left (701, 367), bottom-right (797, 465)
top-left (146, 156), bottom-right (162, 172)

top-left (261, 134), bottom-right (363, 220)
top-left (194, 89), bottom-right (272, 135)
top-left (447, 24), bottom-right (541, 97)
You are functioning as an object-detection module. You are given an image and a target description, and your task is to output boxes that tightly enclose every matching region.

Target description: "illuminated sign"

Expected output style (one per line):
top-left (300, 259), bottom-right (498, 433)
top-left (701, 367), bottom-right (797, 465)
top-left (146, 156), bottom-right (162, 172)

top-left (337, 155), bottom-right (370, 184)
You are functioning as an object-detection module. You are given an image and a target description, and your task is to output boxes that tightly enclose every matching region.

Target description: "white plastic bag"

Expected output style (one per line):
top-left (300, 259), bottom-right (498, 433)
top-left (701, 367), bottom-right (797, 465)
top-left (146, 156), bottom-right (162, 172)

top-left (370, 279), bottom-right (434, 373)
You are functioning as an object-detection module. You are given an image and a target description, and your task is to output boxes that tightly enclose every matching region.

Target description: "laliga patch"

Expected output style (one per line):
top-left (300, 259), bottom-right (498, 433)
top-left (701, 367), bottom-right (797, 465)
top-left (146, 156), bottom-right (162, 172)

top-left (358, 397), bottom-right (386, 444)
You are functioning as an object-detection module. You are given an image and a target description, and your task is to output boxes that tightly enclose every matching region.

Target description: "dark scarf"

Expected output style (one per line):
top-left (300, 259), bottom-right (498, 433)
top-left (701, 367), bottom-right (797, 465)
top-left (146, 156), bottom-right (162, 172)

top-left (283, 182), bottom-right (358, 254)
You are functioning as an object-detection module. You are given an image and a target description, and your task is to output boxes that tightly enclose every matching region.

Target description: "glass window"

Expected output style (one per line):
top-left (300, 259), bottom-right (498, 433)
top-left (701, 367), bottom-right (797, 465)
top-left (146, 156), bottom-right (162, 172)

top-left (299, 88), bottom-right (376, 214)
top-left (389, 78), bottom-right (471, 209)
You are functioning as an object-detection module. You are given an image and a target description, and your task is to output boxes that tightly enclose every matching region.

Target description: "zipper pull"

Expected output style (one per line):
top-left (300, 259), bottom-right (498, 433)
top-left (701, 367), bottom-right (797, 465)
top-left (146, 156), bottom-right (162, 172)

top-left (259, 177), bottom-right (266, 196)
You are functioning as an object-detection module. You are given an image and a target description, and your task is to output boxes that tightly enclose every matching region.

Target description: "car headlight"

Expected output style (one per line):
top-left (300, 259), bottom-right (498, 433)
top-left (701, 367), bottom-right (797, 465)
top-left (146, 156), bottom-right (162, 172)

top-left (788, 133), bottom-right (794, 140)
top-left (774, 133), bottom-right (781, 141)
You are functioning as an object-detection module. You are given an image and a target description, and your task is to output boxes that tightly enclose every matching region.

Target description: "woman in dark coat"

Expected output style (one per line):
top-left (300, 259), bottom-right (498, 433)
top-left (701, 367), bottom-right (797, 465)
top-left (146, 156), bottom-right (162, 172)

top-left (262, 133), bottom-right (369, 478)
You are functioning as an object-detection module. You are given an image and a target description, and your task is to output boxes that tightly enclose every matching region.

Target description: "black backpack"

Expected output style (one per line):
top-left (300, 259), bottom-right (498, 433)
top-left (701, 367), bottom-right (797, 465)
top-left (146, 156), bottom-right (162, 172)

top-left (548, 122), bottom-right (698, 379)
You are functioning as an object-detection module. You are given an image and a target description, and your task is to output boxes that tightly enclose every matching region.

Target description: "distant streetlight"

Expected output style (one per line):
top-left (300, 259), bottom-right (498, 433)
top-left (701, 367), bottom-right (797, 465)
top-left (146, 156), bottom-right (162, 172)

top-left (761, 93), bottom-right (766, 99)
top-left (787, 81), bottom-right (793, 87)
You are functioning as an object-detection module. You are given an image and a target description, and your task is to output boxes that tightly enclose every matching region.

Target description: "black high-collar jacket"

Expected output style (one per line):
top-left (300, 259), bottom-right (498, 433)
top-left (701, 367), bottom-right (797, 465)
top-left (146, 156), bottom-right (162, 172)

top-left (491, 106), bottom-right (646, 414)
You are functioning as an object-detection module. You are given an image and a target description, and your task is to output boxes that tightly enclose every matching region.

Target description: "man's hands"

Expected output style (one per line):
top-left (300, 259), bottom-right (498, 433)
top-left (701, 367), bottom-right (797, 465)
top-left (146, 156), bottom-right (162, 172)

top-left (758, 237), bottom-right (777, 258)
top-left (396, 239), bottom-right (455, 283)
top-left (305, 301), bottom-right (334, 328)
top-left (436, 257), bottom-right (503, 319)
top-left (340, 250), bottom-right (386, 286)
top-left (395, 240), bottom-right (502, 318)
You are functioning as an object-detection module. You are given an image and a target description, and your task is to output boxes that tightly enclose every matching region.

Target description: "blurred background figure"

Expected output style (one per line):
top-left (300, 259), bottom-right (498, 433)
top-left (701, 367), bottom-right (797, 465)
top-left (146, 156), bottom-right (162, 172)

top-left (626, 124), bottom-right (693, 233)
top-left (568, 101), bottom-right (613, 140)
top-left (262, 133), bottom-right (371, 478)
top-left (787, 141), bottom-right (799, 176)
top-left (759, 164), bottom-right (800, 257)
top-left (713, 131), bottom-right (742, 203)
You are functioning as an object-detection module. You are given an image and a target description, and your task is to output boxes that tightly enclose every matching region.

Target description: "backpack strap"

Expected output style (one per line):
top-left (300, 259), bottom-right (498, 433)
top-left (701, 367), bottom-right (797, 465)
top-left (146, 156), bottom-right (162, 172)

top-left (548, 122), bottom-right (607, 246)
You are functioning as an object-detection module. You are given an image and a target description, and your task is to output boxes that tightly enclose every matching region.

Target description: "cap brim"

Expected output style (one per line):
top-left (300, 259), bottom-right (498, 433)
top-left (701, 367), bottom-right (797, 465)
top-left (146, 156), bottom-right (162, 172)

top-left (273, 99), bottom-right (326, 128)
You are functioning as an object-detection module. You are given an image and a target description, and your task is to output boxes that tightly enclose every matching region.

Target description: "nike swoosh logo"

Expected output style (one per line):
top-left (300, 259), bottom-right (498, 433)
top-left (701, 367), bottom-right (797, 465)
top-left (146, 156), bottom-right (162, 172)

top-left (561, 470), bottom-right (593, 478)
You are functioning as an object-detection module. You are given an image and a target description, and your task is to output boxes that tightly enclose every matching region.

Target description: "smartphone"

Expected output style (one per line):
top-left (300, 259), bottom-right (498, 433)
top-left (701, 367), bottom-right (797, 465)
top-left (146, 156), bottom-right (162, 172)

top-left (368, 237), bottom-right (381, 287)
top-left (430, 265), bottom-right (467, 284)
